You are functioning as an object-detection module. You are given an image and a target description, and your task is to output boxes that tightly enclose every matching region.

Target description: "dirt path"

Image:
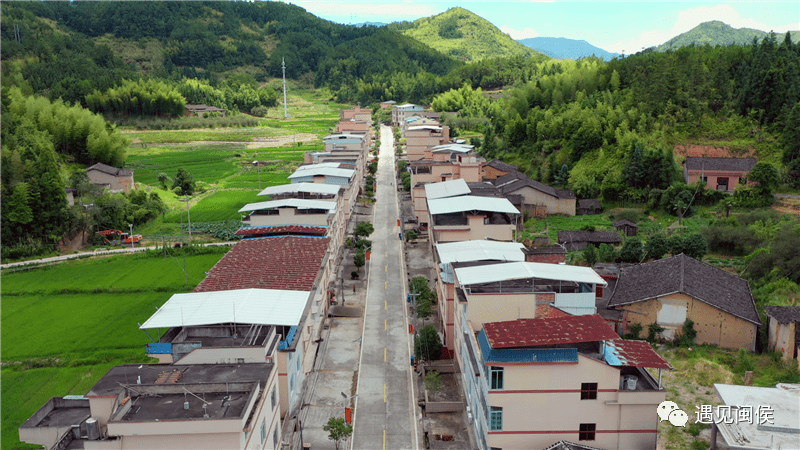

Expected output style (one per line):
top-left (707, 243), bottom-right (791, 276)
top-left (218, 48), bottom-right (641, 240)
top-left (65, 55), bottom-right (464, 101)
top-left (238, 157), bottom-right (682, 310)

top-left (126, 132), bottom-right (319, 149)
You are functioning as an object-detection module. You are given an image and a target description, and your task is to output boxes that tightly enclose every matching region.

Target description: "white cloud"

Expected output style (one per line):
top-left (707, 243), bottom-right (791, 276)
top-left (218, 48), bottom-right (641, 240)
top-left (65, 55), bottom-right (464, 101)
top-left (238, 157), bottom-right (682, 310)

top-left (501, 25), bottom-right (538, 40)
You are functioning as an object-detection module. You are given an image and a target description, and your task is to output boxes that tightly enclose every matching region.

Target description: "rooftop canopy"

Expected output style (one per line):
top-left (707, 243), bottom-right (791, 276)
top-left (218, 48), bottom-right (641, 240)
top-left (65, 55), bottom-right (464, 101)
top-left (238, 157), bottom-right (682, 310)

top-left (454, 261), bottom-right (607, 287)
top-left (425, 179), bottom-right (470, 200)
top-left (258, 182), bottom-right (341, 197)
top-left (428, 195), bottom-right (519, 216)
top-left (431, 144), bottom-right (474, 153)
top-left (603, 340), bottom-right (672, 370)
top-left (140, 288), bottom-right (309, 329)
top-left (288, 166), bottom-right (354, 179)
top-left (436, 240), bottom-right (525, 265)
top-left (238, 198), bottom-right (336, 213)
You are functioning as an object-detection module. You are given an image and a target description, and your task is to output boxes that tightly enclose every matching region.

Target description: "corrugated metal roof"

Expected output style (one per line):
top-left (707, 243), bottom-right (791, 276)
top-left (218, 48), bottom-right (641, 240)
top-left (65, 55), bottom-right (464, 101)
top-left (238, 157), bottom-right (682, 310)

top-left (288, 166), bottom-right (354, 179)
top-left (324, 133), bottom-right (364, 141)
top-left (408, 125), bottom-right (441, 131)
top-left (238, 199), bottom-right (336, 213)
top-left (454, 262), bottom-right (607, 286)
top-left (258, 183), bottom-right (341, 197)
top-left (603, 340), bottom-right (673, 370)
top-left (436, 240), bottom-right (525, 265)
top-left (140, 288), bottom-right (309, 329)
top-left (425, 179), bottom-right (471, 200)
top-left (234, 225), bottom-right (328, 237)
top-left (478, 329), bottom-right (578, 363)
top-left (428, 195), bottom-right (519, 215)
top-left (483, 314), bottom-right (619, 349)
top-left (431, 144), bottom-right (474, 153)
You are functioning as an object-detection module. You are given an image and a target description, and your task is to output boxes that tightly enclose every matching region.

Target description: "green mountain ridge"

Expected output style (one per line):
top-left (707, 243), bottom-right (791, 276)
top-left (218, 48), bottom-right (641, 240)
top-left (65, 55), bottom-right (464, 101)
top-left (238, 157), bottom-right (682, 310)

top-left (387, 7), bottom-right (541, 62)
top-left (656, 20), bottom-right (800, 52)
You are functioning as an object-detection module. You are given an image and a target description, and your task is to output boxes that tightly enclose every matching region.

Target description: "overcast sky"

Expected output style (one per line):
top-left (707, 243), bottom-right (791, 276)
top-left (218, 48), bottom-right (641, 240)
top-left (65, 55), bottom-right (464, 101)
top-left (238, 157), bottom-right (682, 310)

top-left (281, 1), bottom-right (800, 54)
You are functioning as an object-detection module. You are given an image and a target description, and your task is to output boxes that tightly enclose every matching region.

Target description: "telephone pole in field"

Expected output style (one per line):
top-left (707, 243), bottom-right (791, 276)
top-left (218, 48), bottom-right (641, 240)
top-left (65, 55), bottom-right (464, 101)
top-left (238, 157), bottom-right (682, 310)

top-left (282, 58), bottom-right (289, 118)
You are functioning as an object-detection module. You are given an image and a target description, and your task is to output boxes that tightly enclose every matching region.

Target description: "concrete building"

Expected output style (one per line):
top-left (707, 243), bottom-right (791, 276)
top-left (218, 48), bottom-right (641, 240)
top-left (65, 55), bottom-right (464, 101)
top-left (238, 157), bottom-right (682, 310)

top-left (763, 306), bottom-right (800, 366)
top-left (433, 240), bottom-right (527, 350)
top-left (413, 179), bottom-right (471, 229)
top-left (20, 363), bottom-right (280, 450)
top-left (401, 115), bottom-right (439, 137)
top-left (458, 314), bottom-right (669, 450)
top-left (523, 246), bottom-right (567, 264)
top-left (427, 195), bottom-right (520, 243)
top-left (192, 235), bottom-right (334, 418)
top-left (339, 105), bottom-right (371, 122)
top-left (492, 171), bottom-right (576, 217)
top-left (710, 383), bottom-right (800, 450)
top-left (405, 125), bottom-right (449, 161)
top-left (86, 163), bottom-right (134, 193)
top-left (683, 157), bottom-right (757, 192)
top-left (391, 103), bottom-right (424, 126)
top-left (481, 160), bottom-right (518, 180)
top-left (239, 199), bottom-right (336, 228)
top-left (607, 254), bottom-right (761, 351)
top-left (141, 288), bottom-right (309, 419)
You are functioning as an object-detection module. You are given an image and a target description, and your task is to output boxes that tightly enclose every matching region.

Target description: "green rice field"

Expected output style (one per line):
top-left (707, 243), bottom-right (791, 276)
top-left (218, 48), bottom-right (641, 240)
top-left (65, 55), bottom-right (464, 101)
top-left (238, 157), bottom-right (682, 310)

top-left (1, 252), bottom-right (225, 449)
top-left (162, 190), bottom-right (263, 222)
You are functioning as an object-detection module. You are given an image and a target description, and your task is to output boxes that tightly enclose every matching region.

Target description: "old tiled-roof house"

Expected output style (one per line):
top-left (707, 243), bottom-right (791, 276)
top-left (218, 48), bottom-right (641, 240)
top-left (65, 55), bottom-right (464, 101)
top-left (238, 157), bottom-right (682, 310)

top-left (557, 230), bottom-right (622, 251)
top-left (578, 199), bottom-right (602, 215)
top-left (683, 157), bottom-right (757, 192)
top-left (86, 163), bottom-right (134, 193)
top-left (482, 159), bottom-right (519, 180)
top-left (185, 104), bottom-right (226, 117)
top-left (763, 306), bottom-right (800, 365)
top-left (613, 219), bottom-right (639, 236)
top-left (607, 254), bottom-right (761, 351)
top-left (493, 171), bottom-right (576, 216)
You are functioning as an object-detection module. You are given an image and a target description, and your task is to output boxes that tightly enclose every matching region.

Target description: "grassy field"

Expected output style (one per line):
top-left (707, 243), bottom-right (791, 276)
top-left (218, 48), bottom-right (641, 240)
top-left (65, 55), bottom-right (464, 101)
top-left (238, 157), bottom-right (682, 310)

top-left (162, 190), bottom-right (262, 223)
top-left (0, 251), bottom-right (226, 449)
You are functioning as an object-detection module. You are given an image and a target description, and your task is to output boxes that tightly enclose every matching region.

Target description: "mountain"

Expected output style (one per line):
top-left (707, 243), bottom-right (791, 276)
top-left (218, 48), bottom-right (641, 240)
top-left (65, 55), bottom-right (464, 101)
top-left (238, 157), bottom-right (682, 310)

top-left (656, 21), bottom-right (800, 52)
top-left (386, 7), bottom-right (541, 62)
top-left (352, 21), bottom-right (387, 28)
top-left (517, 37), bottom-right (619, 60)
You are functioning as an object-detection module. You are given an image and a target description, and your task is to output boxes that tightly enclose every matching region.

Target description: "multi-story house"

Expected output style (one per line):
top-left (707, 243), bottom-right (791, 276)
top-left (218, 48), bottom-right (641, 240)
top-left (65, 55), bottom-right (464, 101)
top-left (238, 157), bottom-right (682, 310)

top-left (427, 195), bottom-right (520, 243)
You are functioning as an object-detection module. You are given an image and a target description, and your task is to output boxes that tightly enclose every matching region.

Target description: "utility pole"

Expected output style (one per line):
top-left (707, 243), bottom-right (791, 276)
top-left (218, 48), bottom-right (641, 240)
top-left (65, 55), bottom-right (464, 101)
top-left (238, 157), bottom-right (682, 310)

top-left (282, 58), bottom-right (289, 119)
top-left (128, 224), bottom-right (134, 249)
top-left (184, 195), bottom-right (192, 240)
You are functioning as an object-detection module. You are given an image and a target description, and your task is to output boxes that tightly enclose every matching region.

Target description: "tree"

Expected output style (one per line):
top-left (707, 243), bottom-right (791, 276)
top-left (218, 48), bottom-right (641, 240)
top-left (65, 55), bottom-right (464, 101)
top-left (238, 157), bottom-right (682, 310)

top-left (748, 162), bottom-right (780, 196)
top-left (669, 233), bottom-right (708, 260)
top-left (157, 173), bottom-right (170, 190)
top-left (405, 230), bottom-right (418, 241)
top-left (323, 417), bottom-right (353, 450)
top-left (597, 243), bottom-right (617, 263)
top-left (354, 221), bottom-right (374, 240)
top-left (644, 234), bottom-right (669, 260)
top-left (554, 164), bottom-right (570, 187)
top-left (353, 248), bottom-right (366, 272)
top-left (414, 324), bottom-right (442, 362)
top-left (173, 168), bottom-right (196, 196)
top-left (618, 236), bottom-right (644, 263)
top-left (582, 244), bottom-right (598, 268)
top-left (783, 102), bottom-right (800, 187)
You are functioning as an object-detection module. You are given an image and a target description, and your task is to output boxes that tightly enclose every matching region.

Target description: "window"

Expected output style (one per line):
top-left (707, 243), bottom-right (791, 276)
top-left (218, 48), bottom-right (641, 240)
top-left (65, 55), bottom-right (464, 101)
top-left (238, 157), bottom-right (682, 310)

top-left (273, 427), bottom-right (279, 449)
top-left (580, 382), bottom-right (598, 400)
top-left (579, 423), bottom-right (596, 441)
top-left (271, 386), bottom-right (277, 410)
top-left (490, 407), bottom-right (503, 431)
top-left (260, 419), bottom-right (266, 444)
top-left (490, 367), bottom-right (504, 390)
top-left (702, 176), bottom-right (708, 183)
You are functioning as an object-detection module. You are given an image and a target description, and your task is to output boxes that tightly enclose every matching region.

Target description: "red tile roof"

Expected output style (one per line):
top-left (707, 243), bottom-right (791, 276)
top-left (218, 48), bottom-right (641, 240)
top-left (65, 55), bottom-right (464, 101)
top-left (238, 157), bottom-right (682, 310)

top-left (484, 314), bottom-right (619, 349)
top-left (194, 236), bottom-right (329, 293)
top-left (604, 340), bottom-right (673, 370)
top-left (535, 304), bottom-right (572, 319)
top-left (234, 225), bottom-right (327, 237)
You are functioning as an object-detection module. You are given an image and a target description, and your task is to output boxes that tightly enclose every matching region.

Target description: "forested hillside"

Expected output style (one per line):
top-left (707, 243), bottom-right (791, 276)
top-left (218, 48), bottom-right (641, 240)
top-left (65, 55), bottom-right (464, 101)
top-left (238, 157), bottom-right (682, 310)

top-left (656, 21), bottom-right (800, 52)
top-left (386, 7), bottom-right (539, 62)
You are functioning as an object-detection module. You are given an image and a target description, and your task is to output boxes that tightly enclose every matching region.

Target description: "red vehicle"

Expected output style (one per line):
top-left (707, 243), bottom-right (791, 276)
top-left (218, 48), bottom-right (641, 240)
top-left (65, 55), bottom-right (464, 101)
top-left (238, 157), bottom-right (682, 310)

top-left (96, 229), bottom-right (143, 245)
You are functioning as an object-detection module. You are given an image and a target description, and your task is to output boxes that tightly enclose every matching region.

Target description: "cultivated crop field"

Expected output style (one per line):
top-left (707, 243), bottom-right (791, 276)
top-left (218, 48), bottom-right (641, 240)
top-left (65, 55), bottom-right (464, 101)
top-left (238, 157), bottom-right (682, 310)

top-left (162, 190), bottom-right (262, 222)
top-left (0, 250), bottom-right (226, 449)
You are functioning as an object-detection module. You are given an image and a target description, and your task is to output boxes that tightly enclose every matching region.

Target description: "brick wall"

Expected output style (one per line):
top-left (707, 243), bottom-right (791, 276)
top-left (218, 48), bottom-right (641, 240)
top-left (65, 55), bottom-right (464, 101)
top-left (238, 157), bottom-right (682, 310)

top-left (526, 253), bottom-right (565, 264)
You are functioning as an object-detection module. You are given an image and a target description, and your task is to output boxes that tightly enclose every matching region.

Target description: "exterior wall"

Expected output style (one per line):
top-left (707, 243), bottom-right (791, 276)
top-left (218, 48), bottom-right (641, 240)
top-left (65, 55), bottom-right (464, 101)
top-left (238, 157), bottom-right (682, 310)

top-left (104, 433), bottom-right (240, 450)
top-left (686, 169), bottom-right (751, 192)
top-left (464, 292), bottom-right (538, 330)
top-left (406, 129), bottom-right (448, 161)
top-left (242, 208), bottom-right (331, 227)
top-left (484, 355), bottom-right (661, 450)
top-left (336, 121), bottom-right (370, 134)
top-left (619, 293), bottom-right (758, 351)
top-left (433, 216), bottom-right (514, 243)
top-left (511, 185), bottom-right (575, 216)
top-left (323, 141), bottom-right (364, 152)
top-left (482, 166), bottom-right (512, 180)
top-left (525, 253), bottom-right (566, 264)
top-left (175, 347), bottom-right (268, 365)
top-left (392, 105), bottom-right (424, 126)
top-left (87, 170), bottom-right (134, 193)
top-left (768, 319), bottom-right (797, 362)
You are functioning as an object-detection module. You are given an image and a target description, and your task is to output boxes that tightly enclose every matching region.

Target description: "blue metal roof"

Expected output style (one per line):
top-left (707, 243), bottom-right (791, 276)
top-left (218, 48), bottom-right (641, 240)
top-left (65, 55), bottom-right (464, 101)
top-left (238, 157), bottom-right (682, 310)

top-left (477, 329), bottom-right (578, 364)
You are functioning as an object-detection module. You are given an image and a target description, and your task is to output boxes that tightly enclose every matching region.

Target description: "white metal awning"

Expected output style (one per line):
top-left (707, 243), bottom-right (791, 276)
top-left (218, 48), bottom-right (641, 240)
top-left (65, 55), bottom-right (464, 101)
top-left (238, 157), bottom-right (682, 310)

top-left (428, 195), bottom-right (519, 215)
top-left (239, 199), bottom-right (336, 213)
top-left (454, 262), bottom-right (607, 286)
top-left (140, 288), bottom-right (309, 329)
top-left (436, 240), bottom-right (526, 265)
top-left (258, 183), bottom-right (341, 197)
top-left (425, 179), bottom-right (470, 200)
